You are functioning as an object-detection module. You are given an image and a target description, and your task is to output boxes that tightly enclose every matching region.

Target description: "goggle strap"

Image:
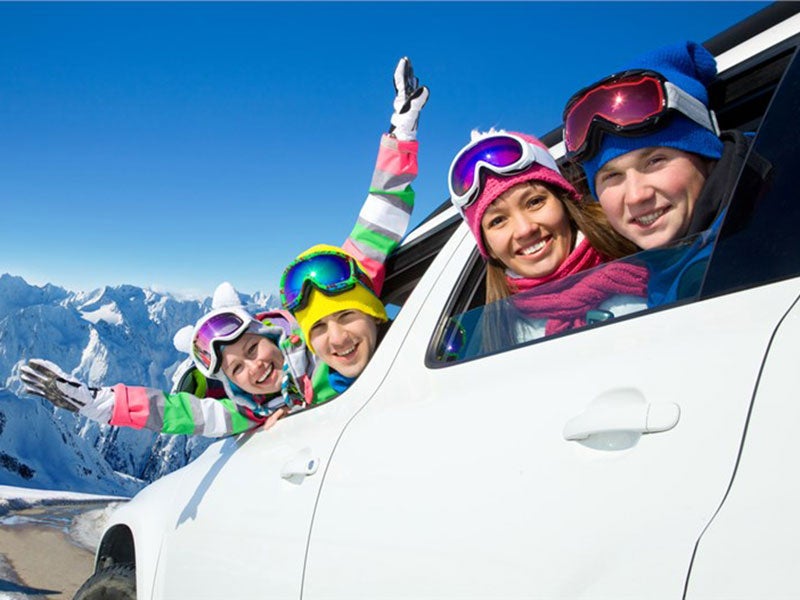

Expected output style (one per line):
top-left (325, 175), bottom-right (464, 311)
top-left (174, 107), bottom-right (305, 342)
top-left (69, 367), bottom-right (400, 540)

top-left (527, 142), bottom-right (560, 173)
top-left (665, 82), bottom-right (720, 135)
top-left (450, 136), bottom-right (560, 209)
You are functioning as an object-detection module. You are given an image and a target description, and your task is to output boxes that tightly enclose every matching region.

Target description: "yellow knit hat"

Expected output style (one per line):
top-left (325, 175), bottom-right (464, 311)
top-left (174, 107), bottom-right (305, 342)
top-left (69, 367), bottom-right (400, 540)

top-left (286, 244), bottom-right (387, 353)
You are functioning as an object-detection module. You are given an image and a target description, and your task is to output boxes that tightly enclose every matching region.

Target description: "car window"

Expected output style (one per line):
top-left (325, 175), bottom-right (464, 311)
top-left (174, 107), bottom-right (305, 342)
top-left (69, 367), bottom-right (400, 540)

top-left (432, 233), bottom-right (713, 364)
top-left (702, 48), bottom-right (800, 296)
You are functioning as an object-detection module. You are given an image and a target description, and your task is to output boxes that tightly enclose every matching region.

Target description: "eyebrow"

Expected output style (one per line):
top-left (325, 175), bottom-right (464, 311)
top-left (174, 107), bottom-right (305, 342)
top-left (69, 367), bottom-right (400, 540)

top-left (598, 147), bottom-right (659, 175)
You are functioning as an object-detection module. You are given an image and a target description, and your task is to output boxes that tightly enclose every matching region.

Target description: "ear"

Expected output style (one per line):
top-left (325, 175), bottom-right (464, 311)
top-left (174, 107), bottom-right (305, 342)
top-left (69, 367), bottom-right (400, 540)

top-left (211, 281), bottom-right (242, 309)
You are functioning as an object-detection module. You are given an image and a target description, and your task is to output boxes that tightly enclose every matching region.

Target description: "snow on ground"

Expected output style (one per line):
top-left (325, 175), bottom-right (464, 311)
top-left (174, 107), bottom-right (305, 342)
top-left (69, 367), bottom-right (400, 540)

top-left (68, 502), bottom-right (124, 551)
top-left (0, 484), bottom-right (127, 551)
top-left (0, 484), bottom-right (124, 512)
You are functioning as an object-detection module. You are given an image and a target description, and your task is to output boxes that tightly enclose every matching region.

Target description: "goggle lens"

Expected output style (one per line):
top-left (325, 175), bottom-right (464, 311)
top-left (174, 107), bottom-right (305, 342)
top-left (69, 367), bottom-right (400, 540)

top-left (450, 135), bottom-right (526, 198)
top-left (281, 252), bottom-right (361, 311)
top-left (436, 318), bottom-right (467, 362)
top-left (564, 74), bottom-right (665, 155)
top-left (192, 312), bottom-right (247, 372)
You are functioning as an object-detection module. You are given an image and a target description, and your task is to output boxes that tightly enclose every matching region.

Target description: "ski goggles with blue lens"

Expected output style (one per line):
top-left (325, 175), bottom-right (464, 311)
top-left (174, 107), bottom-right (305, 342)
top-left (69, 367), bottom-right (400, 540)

top-left (280, 250), bottom-right (375, 312)
top-left (192, 306), bottom-right (253, 377)
top-left (448, 133), bottom-right (560, 211)
top-left (435, 318), bottom-right (467, 362)
top-left (563, 70), bottom-right (719, 162)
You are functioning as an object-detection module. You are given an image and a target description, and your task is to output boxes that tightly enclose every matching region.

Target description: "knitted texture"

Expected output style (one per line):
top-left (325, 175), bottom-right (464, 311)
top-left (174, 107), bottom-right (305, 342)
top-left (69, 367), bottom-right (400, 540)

top-left (290, 244), bottom-right (388, 354)
top-left (580, 41), bottom-right (724, 197)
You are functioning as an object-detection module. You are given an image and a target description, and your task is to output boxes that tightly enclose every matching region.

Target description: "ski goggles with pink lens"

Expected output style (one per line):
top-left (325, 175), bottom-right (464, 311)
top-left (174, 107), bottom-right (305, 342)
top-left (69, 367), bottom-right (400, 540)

top-left (563, 70), bottom-right (719, 162)
top-left (280, 250), bottom-right (375, 313)
top-left (448, 133), bottom-right (560, 211)
top-left (192, 307), bottom-right (253, 377)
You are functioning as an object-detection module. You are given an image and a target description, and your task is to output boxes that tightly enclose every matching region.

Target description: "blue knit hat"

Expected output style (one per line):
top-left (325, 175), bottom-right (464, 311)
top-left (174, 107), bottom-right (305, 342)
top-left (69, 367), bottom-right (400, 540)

top-left (580, 41), bottom-right (724, 197)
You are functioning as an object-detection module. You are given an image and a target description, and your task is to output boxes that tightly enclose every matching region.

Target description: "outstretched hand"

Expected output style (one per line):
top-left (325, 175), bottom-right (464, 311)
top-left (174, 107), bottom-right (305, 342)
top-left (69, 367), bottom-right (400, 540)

top-left (19, 359), bottom-right (115, 423)
top-left (389, 57), bottom-right (429, 142)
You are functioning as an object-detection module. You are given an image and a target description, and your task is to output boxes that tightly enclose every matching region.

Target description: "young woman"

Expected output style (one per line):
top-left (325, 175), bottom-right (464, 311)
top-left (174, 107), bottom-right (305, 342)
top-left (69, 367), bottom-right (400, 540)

top-left (21, 283), bottom-right (315, 437)
top-left (447, 130), bottom-right (648, 349)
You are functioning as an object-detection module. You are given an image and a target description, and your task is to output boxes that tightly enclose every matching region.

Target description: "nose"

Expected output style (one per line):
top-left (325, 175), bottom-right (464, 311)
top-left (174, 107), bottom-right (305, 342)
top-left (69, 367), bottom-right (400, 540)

top-left (326, 321), bottom-right (349, 347)
top-left (243, 358), bottom-right (261, 376)
top-left (623, 170), bottom-right (653, 206)
top-left (510, 210), bottom-right (539, 240)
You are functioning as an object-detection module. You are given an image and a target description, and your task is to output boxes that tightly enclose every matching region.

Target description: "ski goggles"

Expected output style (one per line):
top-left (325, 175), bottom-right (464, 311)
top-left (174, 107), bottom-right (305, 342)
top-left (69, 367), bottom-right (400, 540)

top-left (435, 318), bottom-right (467, 362)
top-left (280, 250), bottom-right (375, 313)
top-left (563, 70), bottom-right (719, 162)
top-left (448, 133), bottom-right (559, 211)
top-left (192, 306), bottom-right (253, 377)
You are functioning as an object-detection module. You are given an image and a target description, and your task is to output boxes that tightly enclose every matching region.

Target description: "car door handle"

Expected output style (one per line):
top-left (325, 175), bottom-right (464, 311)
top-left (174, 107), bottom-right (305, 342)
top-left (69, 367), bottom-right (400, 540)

top-left (281, 447), bottom-right (319, 480)
top-left (563, 388), bottom-right (680, 450)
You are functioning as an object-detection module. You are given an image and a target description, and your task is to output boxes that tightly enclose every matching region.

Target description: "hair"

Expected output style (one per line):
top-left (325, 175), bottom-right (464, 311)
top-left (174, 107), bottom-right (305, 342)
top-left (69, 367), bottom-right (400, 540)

top-left (482, 182), bottom-right (637, 304)
top-left (479, 181), bottom-right (638, 353)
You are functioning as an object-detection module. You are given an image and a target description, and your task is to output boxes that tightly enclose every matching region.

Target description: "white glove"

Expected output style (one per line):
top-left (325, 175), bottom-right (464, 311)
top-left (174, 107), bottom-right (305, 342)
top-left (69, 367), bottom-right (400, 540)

top-left (19, 359), bottom-right (115, 424)
top-left (389, 57), bottom-right (429, 142)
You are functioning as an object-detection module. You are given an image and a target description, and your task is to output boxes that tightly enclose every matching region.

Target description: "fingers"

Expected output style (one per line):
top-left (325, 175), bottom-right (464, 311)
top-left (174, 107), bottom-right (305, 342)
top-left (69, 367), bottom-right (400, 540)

top-left (393, 57), bottom-right (410, 94)
top-left (25, 359), bottom-right (72, 384)
top-left (19, 364), bottom-right (51, 392)
top-left (393, 56), bottom-right (421, 104)
top-left (261, 407), bottom-right (288, 431)
top-left (19, 360), bottom-right (86, 412)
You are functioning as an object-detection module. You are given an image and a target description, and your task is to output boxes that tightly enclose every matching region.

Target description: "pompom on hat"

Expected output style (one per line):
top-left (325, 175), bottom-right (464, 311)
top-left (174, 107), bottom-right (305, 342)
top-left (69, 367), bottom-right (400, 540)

top-left (286, 244), bottom-right (388, 353)
top-left (454, 130), bottom-right (582, 259)
top-left (578, 41), bottom-right (725, 197)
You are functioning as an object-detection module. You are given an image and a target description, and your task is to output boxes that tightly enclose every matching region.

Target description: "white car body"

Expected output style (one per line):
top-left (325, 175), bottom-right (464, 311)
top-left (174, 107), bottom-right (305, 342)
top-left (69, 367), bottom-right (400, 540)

top-left (92, 6), bottom-right (800, 598)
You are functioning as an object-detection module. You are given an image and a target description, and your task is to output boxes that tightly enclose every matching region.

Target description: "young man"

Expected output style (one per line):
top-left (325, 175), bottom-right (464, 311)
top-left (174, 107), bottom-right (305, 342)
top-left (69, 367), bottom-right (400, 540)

top-left (563, 41), bottom-right (751, 249)
top-left (280, 244), bottom-right (390, 404)
top-left (562, 41), bottom-right (763, 303)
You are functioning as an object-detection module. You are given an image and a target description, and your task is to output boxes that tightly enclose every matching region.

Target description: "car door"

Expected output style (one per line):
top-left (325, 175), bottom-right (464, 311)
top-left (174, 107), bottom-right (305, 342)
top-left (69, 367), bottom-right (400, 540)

top-left (682, 43), bottom-right (800, 599)
top-left (148, 408), bottom-right (342, 599)
top-left (302, 46), bottom-right (800, 600)
top-left (147, 327), bottom-right (416, 598)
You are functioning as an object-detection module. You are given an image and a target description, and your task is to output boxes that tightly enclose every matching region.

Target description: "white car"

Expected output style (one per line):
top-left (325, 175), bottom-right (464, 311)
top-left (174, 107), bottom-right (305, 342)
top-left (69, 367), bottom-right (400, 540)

top-left (77, 5), bottom-right (800, 599)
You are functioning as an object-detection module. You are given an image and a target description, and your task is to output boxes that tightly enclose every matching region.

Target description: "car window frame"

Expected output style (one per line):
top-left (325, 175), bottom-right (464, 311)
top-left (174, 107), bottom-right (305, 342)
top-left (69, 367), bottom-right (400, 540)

top-left (426, 39), bottom-right (800, 369)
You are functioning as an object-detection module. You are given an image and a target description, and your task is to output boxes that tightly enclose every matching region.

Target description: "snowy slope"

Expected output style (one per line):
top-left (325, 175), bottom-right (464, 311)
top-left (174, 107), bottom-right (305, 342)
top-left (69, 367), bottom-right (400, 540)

top-left (0, 274), bottom-right (278, 495)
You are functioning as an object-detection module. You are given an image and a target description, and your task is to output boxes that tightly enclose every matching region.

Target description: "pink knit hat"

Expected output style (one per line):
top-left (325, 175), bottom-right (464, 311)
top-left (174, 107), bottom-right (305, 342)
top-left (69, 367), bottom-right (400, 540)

top-left (458, 131), bottom-right (582, 258)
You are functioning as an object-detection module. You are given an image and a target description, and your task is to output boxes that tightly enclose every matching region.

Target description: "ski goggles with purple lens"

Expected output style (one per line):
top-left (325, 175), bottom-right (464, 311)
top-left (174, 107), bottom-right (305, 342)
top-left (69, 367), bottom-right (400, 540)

top-left (563, 70), bottom-right (719, 162)
top-left (192, 307), bottom-right (253, 377)
top-left (280, 250), bottom-right (375, 313)
top-left (448, 133), bottom-right (560, 211)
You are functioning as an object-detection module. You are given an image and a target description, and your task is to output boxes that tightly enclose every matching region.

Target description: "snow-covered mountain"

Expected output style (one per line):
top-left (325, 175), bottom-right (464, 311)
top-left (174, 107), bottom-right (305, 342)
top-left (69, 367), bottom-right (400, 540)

top-left (0, 274), bottom-right (278, 496)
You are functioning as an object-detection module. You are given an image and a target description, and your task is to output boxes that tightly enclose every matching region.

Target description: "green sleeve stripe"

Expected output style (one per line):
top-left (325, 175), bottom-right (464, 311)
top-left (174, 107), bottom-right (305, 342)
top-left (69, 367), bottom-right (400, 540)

top-left (162, 393), bottom-right (200, 435)
top-left (350, 222), bottom-right (396, 257)
top-left (367, 186), bottom-right (414, 209)
top-left (222, 398), bottom-right (258, 434)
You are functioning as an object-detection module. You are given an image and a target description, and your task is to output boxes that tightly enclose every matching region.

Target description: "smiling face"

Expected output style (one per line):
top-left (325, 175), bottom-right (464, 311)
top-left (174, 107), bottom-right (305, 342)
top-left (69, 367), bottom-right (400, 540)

top-left (481, 182), bottom-right (575, 279)
top-left (308, 309), bottom-right (379, 379)
top-left (219, 333), bottom-right (284, 395)
top-left (594, 147), bottom-right (713, 249)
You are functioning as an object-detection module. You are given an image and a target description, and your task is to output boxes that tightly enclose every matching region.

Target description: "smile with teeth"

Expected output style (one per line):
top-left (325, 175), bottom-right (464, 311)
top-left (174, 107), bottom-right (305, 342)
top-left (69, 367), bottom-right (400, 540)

top-left (633, 207), bottom-right (667, 226)
top-left (333, 344), bottom-right (357, 358)
top-left (256, 363), bottom-right (274, 384)
top-left (519, 238), bottom-right (548, 256)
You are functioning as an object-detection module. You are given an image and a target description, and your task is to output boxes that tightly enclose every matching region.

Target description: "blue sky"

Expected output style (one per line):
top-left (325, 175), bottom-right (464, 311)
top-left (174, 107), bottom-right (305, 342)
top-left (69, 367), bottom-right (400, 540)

top-left (1, 1), bottom-right (767, 298)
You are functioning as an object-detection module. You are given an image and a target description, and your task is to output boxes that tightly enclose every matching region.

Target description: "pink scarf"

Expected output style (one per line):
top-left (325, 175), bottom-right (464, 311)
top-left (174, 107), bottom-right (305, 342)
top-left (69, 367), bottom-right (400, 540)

top-left (507, 237), bottom-right (649, 336)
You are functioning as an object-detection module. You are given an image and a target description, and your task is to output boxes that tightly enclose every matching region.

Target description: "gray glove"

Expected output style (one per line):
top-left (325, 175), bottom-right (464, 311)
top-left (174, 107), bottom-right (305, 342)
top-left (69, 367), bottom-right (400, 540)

top-left (389, 57), bottom-right (429, 142)
top-left (19, 359), bottom-right (115, 424)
